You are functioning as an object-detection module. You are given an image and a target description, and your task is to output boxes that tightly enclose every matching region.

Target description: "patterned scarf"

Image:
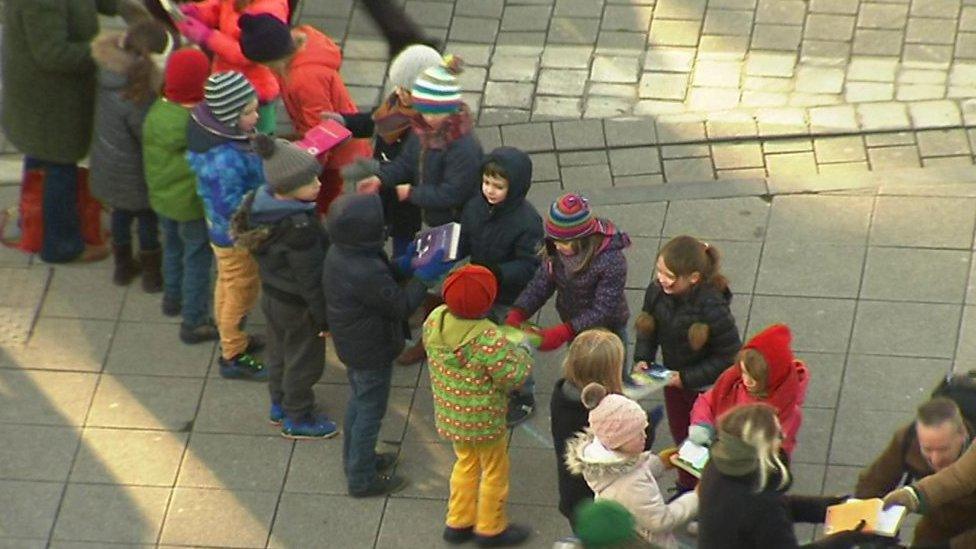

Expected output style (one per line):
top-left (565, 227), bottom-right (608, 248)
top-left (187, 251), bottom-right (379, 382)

top-left (372, 92), bottom-right (421, 145)
top-left (411, 106), bottom-right (474, 150)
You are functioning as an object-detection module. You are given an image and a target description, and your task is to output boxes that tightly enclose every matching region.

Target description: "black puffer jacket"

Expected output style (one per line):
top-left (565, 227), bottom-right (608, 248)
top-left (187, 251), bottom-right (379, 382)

top-left (459, 147), bottom-right (544, 306)
top-left (323, 194), bottom-right (428, 370)
top-left (343, 107), bottom-right (422, 239)
top-left (232, 186), bottom-right (329, 331)
top-left (634, 282), bottom-right (741, 391)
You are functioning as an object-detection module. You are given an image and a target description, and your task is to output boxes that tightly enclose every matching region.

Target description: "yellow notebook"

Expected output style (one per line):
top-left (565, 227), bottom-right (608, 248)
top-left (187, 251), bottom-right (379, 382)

top-left (824, 498), bottom-right (907, 537)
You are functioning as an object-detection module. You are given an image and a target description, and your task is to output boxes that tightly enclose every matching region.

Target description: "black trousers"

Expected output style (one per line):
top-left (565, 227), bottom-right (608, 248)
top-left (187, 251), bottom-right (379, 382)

top-left (262, 293), bottom-right (325, 420)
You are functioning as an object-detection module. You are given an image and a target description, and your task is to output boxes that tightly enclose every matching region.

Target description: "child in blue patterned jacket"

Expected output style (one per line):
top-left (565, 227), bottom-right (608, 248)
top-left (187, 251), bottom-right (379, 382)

top-left (186, 71), bottom-right (267, 380)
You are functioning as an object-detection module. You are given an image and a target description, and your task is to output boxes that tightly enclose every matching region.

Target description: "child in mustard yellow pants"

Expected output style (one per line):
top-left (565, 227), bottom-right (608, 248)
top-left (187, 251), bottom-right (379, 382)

top-left (422, 265), bottom-right (533, 546)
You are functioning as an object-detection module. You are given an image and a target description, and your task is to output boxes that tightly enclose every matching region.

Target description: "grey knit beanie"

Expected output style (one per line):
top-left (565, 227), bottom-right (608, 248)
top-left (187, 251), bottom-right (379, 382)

top-left (386, 44), bottom-right (443, 94)
top-left (204, 71), bottom-right (257, 127)
top-left (253, 134), bottom-right (321, 195)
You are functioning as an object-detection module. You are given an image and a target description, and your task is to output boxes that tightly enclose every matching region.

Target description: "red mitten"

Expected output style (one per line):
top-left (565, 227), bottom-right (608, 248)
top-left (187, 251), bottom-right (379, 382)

top-left (505, 308), bottom-right (528, 328)
top-left (539, 323), bottom-right (574, 351)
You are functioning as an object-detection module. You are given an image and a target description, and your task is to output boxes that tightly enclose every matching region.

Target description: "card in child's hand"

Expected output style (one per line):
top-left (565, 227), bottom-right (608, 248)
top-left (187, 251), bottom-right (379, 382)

top-left (293, 119), bottom-right (352, 157)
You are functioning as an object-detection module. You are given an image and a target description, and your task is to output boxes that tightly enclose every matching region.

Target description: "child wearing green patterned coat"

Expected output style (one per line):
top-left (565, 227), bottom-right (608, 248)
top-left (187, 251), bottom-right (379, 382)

top-left (422, 264), bottom-right (533, 547)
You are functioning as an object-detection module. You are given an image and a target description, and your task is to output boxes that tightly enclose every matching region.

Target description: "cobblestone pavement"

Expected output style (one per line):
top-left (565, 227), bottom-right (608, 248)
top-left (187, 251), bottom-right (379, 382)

top-left (2, 0), bottom-right (976, 547)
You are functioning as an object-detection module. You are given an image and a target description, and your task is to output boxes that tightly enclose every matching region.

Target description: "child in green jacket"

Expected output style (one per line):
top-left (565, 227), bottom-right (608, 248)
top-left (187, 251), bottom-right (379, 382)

top-left (143, 47), bottom-right (217, 344)
top-left (422, 264), bottom-right (532, 547)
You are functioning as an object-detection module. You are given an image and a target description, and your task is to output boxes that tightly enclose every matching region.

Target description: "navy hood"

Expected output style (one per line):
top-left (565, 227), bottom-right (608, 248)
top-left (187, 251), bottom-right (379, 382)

top-left (327, 194), bottom-right (386, 251)
top-left (483, 146), bottom-right (532, 215)
top-left (249, 185), bottom-right (315, 224)
top-left (187, 103), bottom-right (251, 154)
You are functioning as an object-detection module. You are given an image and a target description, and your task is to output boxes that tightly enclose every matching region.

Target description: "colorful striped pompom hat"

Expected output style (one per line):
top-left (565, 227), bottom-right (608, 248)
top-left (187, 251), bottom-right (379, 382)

top-left (410, 55), bottom-right (464, 115)
top-left (545, 192), bottom-right (601, 241)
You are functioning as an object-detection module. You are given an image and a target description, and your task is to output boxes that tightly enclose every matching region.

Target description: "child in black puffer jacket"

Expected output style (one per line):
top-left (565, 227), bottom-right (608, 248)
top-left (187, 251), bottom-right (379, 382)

top-left (634, 235), bottom-right (741, 492)
top-left (232, 135), bottom-right (334, 440)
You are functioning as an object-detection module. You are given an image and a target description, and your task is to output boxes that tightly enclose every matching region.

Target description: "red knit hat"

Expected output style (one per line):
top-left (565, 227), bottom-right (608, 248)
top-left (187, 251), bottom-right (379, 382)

top-left (743, 324), bottom-right (794, 389)
top-left (164, 48), bottom-right (211, 104)
top-left (442, 264), bottom-right (497, 319)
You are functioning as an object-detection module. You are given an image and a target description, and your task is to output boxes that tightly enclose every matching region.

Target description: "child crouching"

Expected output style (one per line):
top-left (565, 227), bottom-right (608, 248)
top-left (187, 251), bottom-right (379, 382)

top-left (423, 265), bottom-right (533, 547)
top-left (232, 134), bottom-right (335, 439)
top-left (565, 384), bottom-right (698, 549)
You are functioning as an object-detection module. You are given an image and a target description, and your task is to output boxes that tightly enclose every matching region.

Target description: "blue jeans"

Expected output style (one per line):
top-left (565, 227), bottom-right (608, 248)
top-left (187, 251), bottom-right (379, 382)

top-left (111, 208), bottom-right (159, 250)
top-left (161, 217), bottom-right (213, 327)
top-left (26, 157), bottom-right (84, 263)
top-left (343, 366), bottom-right (393, 492)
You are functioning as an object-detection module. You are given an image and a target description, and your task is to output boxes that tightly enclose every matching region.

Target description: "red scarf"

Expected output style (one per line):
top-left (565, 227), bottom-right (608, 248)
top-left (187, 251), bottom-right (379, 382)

top-left (411, 106), bottom-right (474, 150)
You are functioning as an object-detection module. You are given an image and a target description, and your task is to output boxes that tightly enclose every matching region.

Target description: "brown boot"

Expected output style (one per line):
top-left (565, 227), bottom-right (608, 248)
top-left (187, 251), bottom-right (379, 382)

top-left (139, 248), bottom-right (163, 293)
top-left (395, 339), bottom-right (427, 366)
top-left (112, 243), bottom-right (140, 285)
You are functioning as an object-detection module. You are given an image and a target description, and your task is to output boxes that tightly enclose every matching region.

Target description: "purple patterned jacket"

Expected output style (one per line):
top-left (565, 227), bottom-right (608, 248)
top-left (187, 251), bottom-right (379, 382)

top-left (513, 232), bottom-right (630, 334)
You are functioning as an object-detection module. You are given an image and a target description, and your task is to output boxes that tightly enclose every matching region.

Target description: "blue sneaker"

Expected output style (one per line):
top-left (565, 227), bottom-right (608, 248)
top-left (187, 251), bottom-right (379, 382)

top-left (218, 353), bottom-right (268, 381)
top-left (269, 402), bottom-right (284, 425)
top-left (281, 413), bottom-right (339, 440)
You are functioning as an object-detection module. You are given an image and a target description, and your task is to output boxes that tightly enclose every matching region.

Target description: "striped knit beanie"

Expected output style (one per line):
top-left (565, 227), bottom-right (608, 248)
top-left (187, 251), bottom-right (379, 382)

top-left (204, 71), bottom-right (257, 127)
top-left (411, 56), bottom-right (463, 115)
top-left (546, 193), bottom-right (598, 240)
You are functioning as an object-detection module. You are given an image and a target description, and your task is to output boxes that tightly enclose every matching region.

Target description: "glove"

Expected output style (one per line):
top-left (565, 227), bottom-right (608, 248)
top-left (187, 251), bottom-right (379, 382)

top-left (505, 308), bottom-right (528, 328)
top-left (539, 323), bottom-right (574, 351)
top-left (687, 424), bottom-right (715, 446)
top-left (178, 2), bottom-right (202, 19)
top-left (393, 240), bottom-right (417, 277)
top-left (177, 17), bottom-right (213, 46)
top-left (657, 446), bottom-right (678, 469)
top-left (414, 250), bottom-right (452, 282)
top-left (882, 486), bottom-right (920, 512)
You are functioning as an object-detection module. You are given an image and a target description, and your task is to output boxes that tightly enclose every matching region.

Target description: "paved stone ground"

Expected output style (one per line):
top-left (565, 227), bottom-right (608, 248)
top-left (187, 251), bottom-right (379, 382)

top-left (3, 0), bottom-right (976, 547)
top-left (5, 169), bottom-right (976, 547)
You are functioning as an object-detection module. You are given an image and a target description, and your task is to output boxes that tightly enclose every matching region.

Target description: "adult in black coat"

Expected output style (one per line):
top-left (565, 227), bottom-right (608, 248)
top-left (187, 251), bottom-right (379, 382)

top-left (458, 146), bottom-right (544, 307)
top-left (698, 403), bottom-right (894, 549)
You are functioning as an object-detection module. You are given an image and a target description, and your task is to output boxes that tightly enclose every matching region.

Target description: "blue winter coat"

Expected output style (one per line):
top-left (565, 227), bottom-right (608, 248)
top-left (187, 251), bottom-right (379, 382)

top-left (186, 104), bottom-right (264, 247)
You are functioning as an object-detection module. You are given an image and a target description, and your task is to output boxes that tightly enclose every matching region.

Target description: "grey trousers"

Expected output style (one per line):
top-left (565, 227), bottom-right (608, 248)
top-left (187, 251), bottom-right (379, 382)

top-left (262, 293), bottom-right (325, 420)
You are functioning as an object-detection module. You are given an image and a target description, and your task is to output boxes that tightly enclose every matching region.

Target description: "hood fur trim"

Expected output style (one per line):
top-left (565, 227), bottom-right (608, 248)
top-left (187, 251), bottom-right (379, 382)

top-left (230, 191), bottom-right (274, 252)
top-left (564, 429), bottom-right (645, 479)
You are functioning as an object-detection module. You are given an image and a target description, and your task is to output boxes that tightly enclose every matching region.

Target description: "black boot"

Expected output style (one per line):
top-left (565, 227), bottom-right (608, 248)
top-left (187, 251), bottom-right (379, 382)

top-left (139, 248), bottom-right (163, 293)
top-left (360, 0), bottom-right (442, 57)
top-left (112, 243), bottom-right (141, 286)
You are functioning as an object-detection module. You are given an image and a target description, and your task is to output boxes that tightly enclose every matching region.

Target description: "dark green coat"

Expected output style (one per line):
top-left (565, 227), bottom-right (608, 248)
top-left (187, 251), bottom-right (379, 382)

top-left (1, 0), bottom-right (120, 163)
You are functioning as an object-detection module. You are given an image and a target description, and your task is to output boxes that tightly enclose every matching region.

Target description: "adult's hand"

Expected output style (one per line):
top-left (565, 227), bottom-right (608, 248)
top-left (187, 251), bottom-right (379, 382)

top-left (356, 176), bottom-right (382, 194)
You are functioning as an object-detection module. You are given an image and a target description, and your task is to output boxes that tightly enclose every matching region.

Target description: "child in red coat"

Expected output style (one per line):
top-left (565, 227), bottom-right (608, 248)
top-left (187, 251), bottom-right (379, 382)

top-left (688, 324), bottom-right (809, 457)
top-left (237, 12), bottom-right (373, 214)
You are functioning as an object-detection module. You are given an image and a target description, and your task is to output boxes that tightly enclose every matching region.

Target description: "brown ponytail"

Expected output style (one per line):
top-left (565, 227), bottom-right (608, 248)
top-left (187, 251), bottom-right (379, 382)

top-left (658, 235), bottom-right (728, 292)
top-left (121, 19), bottom-right (168, 104)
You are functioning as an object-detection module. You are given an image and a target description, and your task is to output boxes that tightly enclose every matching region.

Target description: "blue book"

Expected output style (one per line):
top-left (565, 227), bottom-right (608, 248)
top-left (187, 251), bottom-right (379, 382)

top-left (411, 222), bottom-right (461, 270)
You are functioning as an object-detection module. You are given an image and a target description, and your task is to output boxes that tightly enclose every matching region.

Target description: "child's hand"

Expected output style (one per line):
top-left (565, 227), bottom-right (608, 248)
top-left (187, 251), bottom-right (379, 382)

top-left (395, 184), bottom-right (411, 202)
top-left (635, 360), bottom-right (649, 371)
top-left (505, 308), bottom-right (528, 328)
top-left (356, 176), bottom-right (381, 194)
top-left (658, 447), bottom-right (678, 469)
top-left (176, 17), bottom-right (213, 46)
top-left (538, 323), bottom-right (574, 351)
top-left (666, 372), bottom-right (683, 389)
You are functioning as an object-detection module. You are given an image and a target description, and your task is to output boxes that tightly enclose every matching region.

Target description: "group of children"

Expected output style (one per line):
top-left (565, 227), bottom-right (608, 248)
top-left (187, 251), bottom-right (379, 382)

top-left (71, 2), bottom-right (886, 547)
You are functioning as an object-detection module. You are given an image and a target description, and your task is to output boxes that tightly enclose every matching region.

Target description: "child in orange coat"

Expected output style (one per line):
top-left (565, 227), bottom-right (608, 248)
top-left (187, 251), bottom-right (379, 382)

top-left (688, 324), bottom-right (809, 457)
top-left (238, 13), bottom-right (373, 214)
top-left (176, 0), bottom-right (289, 134)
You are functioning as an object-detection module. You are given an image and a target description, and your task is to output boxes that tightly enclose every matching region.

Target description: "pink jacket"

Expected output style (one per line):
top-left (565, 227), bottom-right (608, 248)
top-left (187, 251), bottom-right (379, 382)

top-left (193, 0), bottom-right (289, 102)
top-left (690, 360), bottom-right (809, 456)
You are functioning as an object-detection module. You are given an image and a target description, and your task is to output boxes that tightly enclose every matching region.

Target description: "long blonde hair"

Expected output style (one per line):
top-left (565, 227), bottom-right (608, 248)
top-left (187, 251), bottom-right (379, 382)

top-left (563, 329), bottom-right (624, 394)
top-left (718, 403), bottom-right (790, 491)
